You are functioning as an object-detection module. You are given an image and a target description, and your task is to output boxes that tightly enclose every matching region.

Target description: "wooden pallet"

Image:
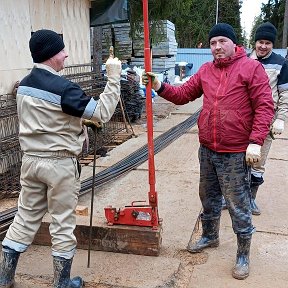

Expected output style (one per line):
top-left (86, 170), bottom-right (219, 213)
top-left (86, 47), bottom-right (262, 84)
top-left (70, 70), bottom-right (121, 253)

top-left (33, 215), bottom-right (162, 256)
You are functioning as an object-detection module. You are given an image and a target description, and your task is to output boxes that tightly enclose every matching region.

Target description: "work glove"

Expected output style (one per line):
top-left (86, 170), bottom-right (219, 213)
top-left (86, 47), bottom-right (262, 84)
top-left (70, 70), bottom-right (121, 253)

top-left (82, 119), bottom-right (102, 131)
top-left (105, 46), bottom-right (122, 82)
top-left (245, 144), bottom-right (261, 165)
top-left (271, 119), bottom-right (285, 135)
top-left (141, 71), bottom-right (162, 91)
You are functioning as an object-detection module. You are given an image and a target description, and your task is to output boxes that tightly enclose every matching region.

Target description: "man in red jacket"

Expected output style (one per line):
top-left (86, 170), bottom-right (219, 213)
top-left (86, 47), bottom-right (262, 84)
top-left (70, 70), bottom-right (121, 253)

top-left (142, 23), bottom-right (274, 280)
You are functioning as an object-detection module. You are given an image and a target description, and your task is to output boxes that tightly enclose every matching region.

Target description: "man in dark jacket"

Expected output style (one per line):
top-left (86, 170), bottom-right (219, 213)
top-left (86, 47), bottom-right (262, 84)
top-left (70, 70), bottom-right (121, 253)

top-left (142, 23), bottom-right (274, 280)
top-left (248, 22), bottom-right (288, 215)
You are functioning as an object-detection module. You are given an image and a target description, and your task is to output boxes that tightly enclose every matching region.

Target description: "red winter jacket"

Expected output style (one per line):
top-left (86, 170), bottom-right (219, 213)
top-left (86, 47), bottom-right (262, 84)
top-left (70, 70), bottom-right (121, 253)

top-left (159, 46), bottom-right (274, 153)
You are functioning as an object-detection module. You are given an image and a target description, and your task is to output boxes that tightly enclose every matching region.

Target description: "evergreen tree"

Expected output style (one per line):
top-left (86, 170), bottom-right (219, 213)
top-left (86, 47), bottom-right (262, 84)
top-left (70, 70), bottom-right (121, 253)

top-left (128, 0), bottom-right (243, 48)
top-left (249, 15), bottom-right (264, 48)
top-left (260, 0), bottom-right (286, 48)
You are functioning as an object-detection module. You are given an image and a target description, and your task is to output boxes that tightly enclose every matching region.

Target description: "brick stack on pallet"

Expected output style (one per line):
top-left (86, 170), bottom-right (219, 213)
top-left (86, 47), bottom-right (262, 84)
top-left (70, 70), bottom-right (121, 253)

top-left (99, 20), bottom-right (178, 75)
top-left (101, 22), bottom-right (133, 61)
top-left (131, 20), bottom-right (177, 74)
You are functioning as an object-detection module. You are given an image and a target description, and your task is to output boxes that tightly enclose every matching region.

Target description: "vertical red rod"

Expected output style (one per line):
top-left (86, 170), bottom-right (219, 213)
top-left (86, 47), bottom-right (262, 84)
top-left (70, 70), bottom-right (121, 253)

top-left (142, 0), bottom-right (157, 203)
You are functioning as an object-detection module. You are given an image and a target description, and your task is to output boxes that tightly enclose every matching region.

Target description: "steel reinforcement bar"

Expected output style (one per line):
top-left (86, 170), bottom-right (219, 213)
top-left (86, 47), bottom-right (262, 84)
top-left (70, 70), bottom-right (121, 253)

top-left (0, 109), bottom-right (200, 236)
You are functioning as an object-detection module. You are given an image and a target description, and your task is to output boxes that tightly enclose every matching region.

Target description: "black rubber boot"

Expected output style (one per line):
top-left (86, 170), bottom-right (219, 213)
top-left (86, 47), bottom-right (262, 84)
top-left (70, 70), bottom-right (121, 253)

top-left (250, 186), bottom-right (261, 215)
top-left (53, 256), bottom-right (84, 288)
top-left (0, 246), bottom-right (20, 288)
top-left (250, 174), bottom-right (263, 216)
top-left (221, 196), bottom-right (227, 210)
top-left (232, 234), bottom-right (252, 280)
top-left (187, 216), bottom-right (220, 253)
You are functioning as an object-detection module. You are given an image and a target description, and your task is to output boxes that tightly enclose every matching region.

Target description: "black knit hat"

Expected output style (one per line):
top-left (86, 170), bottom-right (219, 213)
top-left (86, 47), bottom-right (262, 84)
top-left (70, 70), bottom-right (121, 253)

top-left (255, 22), bottom-right (277, 44)
top-left (29, 29), bottom-right (65, 63)
top-left (208, 23), bottom-right (237, 44)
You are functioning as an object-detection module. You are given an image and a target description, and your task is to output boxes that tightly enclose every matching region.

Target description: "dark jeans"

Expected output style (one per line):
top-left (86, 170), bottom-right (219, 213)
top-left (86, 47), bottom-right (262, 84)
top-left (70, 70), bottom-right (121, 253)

top-left (198, 145), bottom-right (254, 235)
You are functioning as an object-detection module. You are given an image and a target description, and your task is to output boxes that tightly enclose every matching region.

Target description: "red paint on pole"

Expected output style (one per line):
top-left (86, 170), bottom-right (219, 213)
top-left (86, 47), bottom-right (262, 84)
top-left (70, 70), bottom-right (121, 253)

top-left (142, 0), bottom-right (157, 207)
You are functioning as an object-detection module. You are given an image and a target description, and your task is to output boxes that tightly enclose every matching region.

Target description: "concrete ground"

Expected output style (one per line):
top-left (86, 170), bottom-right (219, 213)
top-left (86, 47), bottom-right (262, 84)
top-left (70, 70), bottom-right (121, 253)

top-left (3, 97), bottom-right (288, 287)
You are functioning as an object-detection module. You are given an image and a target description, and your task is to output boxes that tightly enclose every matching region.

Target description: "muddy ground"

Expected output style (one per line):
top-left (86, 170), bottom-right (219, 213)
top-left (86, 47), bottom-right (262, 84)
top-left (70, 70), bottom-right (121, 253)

top-left (2, 96), bottom-right (287, 288)
top-left (2, 96), bottom-right (207, 288)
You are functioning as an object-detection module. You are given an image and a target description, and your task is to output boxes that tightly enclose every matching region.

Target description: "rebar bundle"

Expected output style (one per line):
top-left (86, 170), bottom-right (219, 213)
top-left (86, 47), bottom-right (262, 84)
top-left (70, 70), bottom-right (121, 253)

top-left (0, 109), bottom-right (200, 237)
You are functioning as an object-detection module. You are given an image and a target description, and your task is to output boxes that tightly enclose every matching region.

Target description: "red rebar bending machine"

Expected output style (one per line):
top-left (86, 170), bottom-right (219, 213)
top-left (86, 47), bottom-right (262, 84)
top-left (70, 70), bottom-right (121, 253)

top-left (104, 0), bottom-right (161, 230)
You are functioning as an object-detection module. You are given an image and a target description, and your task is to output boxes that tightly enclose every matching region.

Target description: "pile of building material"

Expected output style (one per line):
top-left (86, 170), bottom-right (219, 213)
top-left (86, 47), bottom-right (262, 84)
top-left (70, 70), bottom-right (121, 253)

top-left (101, 22), bottom-right (132, 61)
top-left (98, 20), bottom-right (177, 76)
top-left (131, 20), bottom-right (177, 73)
top-left (117, 77), bottom-right (144, 123)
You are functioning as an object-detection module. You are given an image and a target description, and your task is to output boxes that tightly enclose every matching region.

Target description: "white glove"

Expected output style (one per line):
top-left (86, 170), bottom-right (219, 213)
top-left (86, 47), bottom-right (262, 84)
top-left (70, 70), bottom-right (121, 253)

top-left (105, 57), bottom-right (122, 81)
top-left (246, 144), bottom-right (261, 165)
top-left (271, 119), bottom-right (285, 135)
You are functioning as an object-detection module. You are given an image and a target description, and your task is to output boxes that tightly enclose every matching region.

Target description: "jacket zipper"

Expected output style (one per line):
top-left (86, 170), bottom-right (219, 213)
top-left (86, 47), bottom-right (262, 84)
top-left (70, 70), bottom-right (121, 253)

top-left (214, 68), bottom-right (226, 150)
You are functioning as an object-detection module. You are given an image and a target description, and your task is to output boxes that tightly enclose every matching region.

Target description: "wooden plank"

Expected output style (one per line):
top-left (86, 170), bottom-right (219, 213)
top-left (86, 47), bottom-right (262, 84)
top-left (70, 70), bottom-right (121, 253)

top-left (75, 205), bottom-right (88, 216)
top-left (114, 135), bottom-right (132, 140)
top-left (103, 145), bottom-right (117, 149)
top-left (112, 139), bottom-right (125, 144)
top-left (33, 216), bottom-right (162, 256)
top-left (84, 155), bottom-right (96, 160)
top-left (79, 159), bottom-right (92, 164)
top-left (114, 133), bottom-right (133, 137)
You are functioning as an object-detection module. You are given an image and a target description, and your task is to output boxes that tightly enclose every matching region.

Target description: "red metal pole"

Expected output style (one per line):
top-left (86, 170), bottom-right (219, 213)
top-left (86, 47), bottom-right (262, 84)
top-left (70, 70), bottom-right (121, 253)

top-left (142, 0), bottom-right (157, 208)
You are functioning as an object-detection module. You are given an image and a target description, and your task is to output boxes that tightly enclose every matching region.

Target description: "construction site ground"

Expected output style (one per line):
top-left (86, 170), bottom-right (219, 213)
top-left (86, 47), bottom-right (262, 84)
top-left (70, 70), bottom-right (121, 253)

top-left (1, 96), bottom-right (288, 287)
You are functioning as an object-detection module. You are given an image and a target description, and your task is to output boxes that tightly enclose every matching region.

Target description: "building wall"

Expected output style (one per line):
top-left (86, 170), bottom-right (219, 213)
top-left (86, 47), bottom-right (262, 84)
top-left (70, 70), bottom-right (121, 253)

top-left (0, 0), bottom-right (91, 95)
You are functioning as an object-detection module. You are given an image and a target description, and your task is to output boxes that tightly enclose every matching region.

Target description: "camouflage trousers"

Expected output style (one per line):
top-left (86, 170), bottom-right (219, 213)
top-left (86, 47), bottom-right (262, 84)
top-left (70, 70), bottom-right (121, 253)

top-left (198, 145), bottom-right (255, 235)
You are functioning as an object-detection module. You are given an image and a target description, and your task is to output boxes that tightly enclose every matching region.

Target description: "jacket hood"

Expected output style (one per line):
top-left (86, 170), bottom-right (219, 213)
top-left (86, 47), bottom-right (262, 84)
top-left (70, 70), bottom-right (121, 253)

top-left (213, 46), bottom-right (246, 68)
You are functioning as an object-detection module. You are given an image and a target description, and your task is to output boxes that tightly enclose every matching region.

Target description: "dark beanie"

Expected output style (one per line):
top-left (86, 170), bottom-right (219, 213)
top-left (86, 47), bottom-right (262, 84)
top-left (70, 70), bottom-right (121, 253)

top-left (208, 23), bottom-right (237, 44)
top-left (255, 22), bottom-right (277, 44)
top-left (29, 29), bottom-right (65, 63)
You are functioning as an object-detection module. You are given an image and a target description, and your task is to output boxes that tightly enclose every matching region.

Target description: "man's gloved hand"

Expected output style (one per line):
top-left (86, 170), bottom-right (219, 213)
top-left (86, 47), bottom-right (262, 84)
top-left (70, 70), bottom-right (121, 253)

top-left (105, 46), bottom-right (122, 81)
top-left (82, 119), bottom-right (102, 131)
top-left (141, 71), bottom-right (161, 91)
top-left (246, 144), bottom-right (261, 165)
top-left (271, 119), bottom-right (285, 135)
